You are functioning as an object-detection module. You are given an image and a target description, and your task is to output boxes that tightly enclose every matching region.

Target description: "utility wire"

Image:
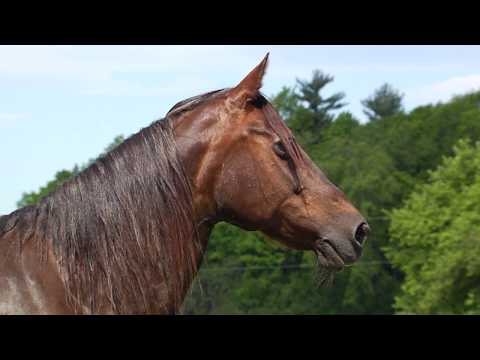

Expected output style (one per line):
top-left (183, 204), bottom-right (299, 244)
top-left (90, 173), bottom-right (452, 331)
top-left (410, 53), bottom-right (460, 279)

top-left (198, 261), bottom-right (391, 273)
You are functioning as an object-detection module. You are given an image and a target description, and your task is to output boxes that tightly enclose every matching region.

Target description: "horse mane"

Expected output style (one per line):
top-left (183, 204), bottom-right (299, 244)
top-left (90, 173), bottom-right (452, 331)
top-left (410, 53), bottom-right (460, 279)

top-left (0, 87), bottom-right (303, 314)
top-left (2, 113), bottom-right (206, 314)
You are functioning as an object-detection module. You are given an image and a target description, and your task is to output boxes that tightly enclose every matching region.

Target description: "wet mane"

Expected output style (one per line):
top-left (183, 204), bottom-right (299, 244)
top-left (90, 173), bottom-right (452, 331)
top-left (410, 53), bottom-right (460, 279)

top-left (1, 114), bottom-right (204, 314)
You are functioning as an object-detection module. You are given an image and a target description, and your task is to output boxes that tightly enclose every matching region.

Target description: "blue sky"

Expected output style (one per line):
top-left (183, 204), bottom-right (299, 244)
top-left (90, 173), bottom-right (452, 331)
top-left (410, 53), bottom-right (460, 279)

top-left (2, 45), bottom-right (480, 215)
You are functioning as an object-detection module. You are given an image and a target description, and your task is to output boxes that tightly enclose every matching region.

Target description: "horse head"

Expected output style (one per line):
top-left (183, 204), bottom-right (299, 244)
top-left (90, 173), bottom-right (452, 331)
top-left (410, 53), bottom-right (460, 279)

top-left (173, 54), bottom-right (369, 275)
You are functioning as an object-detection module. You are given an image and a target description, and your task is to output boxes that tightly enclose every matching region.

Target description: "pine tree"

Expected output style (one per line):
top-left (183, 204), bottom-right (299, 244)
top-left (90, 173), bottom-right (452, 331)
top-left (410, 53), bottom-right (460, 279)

top-left (361, 83), bottom-right (404, 122)
top-left (297, 70), bottom-right (346, 130)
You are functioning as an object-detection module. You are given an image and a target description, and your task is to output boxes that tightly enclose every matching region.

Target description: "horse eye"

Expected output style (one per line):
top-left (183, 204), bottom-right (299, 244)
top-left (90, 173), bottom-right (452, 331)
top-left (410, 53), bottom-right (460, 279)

top-left (273, 141), bottom-right (289, 160)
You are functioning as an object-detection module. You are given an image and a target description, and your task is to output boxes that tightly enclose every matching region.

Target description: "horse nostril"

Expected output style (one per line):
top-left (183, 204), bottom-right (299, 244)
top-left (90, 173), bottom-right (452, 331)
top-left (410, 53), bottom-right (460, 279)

top-left (354, 222), bottom-right (370, 245)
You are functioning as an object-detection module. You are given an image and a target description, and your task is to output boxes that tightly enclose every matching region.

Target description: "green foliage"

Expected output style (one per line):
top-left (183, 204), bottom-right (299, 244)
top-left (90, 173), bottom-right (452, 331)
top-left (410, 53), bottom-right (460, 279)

top-left (361, 83), bottom-right (404, 122)
top-left (384, 140), bottom-right (480, 314)
top-left (323, 111), bottom-right (359, 139)
top-left (271, 86), bottom-right (299, 120)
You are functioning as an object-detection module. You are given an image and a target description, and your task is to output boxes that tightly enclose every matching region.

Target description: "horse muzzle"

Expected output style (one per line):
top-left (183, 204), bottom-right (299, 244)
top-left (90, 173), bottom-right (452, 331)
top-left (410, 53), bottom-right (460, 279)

top-left (314, 222), bottom-right (369, 270)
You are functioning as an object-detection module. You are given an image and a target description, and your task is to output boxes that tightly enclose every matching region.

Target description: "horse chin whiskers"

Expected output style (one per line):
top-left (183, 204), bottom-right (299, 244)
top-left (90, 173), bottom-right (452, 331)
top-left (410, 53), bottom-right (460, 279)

top-left (312, 246), bottom-right (343, 288)
top-left (314, 265), bottom-right (337, 288)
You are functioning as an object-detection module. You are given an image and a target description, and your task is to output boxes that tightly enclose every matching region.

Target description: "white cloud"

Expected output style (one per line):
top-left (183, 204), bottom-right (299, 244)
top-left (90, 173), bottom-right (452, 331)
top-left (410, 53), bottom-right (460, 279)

top-left (406, 74), bottom-right (480, 106)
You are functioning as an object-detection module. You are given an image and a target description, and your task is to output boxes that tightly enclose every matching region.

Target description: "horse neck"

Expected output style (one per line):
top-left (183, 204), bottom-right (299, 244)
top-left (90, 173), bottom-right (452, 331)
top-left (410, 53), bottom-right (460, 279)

top-left (25, 118), bottom-right (212, 314)
top-left (172, 112), bottom-right (226, 226)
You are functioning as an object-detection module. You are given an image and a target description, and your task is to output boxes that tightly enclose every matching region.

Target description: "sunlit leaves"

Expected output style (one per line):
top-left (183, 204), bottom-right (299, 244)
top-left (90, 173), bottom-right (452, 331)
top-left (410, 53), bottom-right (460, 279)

top-left (385, 140), bottom-right (480, 314)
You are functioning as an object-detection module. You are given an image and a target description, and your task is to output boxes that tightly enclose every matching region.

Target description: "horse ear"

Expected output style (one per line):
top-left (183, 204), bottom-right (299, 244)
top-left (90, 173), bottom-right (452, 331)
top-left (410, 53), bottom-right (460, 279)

top-left (230, 53), bottom-right (269, 106)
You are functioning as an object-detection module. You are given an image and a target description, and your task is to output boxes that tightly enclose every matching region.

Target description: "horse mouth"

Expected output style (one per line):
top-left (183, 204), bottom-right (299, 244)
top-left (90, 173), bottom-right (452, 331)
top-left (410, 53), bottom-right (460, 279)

top-left (314, 239), bottom-right (346, 271)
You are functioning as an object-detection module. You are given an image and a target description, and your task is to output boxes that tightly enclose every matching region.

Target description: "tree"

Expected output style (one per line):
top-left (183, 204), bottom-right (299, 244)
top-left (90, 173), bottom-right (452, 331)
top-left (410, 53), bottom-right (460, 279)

top-left (361, 83), bottom-right (404, 122)
top-left (271, 86), bottom-right (299, 120)
top-left (384, 139), bottom-right (480, 314)
top-left (283, 70), bottom-right (346, 145)
top-left (296, 70), bottom-right (347, 119)
top-left (324, 112), bottom-right (359, 139)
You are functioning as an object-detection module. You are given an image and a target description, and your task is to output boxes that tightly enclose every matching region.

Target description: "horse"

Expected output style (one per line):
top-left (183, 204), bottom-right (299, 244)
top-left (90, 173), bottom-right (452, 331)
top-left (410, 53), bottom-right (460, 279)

top-left (0, 54), bottom-right (369, 314)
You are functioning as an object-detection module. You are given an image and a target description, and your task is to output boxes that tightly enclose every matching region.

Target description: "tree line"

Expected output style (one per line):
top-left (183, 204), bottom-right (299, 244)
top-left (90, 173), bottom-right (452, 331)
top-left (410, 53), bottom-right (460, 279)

top-left (15, 70), bottom-right (480, 314)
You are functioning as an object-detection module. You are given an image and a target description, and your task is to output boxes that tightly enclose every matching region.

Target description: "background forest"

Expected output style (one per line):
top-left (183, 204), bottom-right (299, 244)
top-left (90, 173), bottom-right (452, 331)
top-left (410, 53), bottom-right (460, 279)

top-left (15, 70), bottom-right (480, 314)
